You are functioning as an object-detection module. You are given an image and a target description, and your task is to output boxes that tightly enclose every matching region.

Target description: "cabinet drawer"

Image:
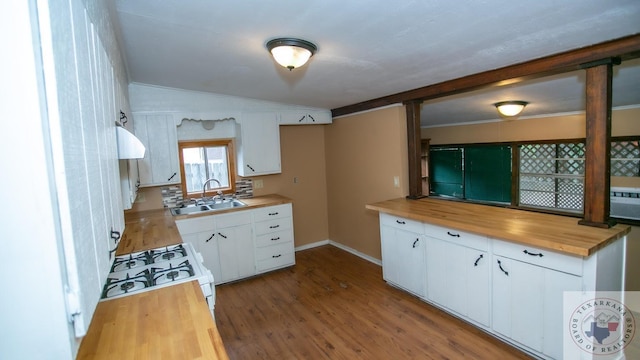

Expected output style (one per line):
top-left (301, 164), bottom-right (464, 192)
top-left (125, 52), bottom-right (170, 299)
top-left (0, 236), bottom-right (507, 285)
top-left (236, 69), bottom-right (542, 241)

top-left (380, 213), bottom-right (423, 234)
top-left (175, 216), bottom-right (215, 234)
top-left (492, 238), bottom-right (583, 276)
top-left (255, 242), bottom-right (294, 261)
top-left (255, 217), bottom-right (292, 235)
top-left (255, 229), bottom-right (293, 247)
top-left (424, 223), bottom-right (488, 251)
top-left (253, 204), bottom-right (292, 222)
top-left (215, 211), bottom-right (252, 228)
top-left (256, 252), bottom-right (295, 272)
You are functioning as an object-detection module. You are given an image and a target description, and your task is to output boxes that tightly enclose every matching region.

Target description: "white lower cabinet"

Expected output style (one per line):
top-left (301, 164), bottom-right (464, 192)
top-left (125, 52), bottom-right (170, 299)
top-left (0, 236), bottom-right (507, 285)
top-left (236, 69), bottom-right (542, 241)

top-left (492, 240), bottom-right (582, 359)
top-left (426, 234), bottom-right (490, 326)
top-left (176, 203), bottom-right (295, 285)
top-left (253, 204), bottom-right (295, 273)
top-left (380, 213), bottom-right (426, 297)
top-left (376, 213), bottom-right (626, 360)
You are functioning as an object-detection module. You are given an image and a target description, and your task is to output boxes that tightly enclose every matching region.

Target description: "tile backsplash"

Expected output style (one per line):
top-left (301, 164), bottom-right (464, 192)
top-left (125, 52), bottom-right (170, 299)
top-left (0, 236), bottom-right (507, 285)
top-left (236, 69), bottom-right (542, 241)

top-left (162, 178), bottom-right (253, 208)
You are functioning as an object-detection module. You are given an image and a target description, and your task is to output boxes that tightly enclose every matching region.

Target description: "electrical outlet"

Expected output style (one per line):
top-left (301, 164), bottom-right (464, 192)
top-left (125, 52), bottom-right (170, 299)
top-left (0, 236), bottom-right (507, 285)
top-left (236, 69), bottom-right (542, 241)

top-left (254, 179), bottom-right (264, 189)
top-left (293, 177), bottom-right (298, 184)
top-left (393, 176), bottom-right (400, 188)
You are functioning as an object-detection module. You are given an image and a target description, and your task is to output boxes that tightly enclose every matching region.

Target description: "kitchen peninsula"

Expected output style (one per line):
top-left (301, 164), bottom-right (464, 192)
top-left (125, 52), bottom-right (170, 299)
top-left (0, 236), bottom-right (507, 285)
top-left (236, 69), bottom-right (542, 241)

top-left (367, 197), bottom-right (630, 359)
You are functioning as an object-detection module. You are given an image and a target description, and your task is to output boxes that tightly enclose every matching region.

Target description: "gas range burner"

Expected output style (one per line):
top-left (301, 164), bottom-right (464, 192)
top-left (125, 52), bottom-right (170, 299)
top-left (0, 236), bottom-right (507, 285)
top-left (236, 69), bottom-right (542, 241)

top-left (111, 251), bottom-right (151, 272)
top-left (102, 270), bottom-right (152, 299)
top-left (150, 244), bottom-right (187, 264)
top-left (152, 260), bottom-right (195, 285)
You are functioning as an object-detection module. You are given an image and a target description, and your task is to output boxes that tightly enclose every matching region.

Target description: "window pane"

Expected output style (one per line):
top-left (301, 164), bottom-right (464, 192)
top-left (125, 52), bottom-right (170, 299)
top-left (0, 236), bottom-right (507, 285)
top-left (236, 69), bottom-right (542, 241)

top-left (519, 143), bottom-right (584, 212)
top-left (182, 147), bottom-right (206, 193)
top-left (205, 146), bottom-right (230, 188)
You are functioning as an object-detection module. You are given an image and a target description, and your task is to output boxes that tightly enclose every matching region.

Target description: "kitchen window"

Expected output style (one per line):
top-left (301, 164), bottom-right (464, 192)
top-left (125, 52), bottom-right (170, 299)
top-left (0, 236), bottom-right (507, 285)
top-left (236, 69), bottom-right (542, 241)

top-left (178, 139), bottom-right (236, 199)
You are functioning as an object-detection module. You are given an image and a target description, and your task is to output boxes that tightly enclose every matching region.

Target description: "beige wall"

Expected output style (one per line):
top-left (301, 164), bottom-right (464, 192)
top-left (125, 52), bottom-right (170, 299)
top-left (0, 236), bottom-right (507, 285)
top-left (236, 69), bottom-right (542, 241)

top-left (324, 105), bottom-right (408, 259)
top-left (253, 125), bottom-right (330, 248)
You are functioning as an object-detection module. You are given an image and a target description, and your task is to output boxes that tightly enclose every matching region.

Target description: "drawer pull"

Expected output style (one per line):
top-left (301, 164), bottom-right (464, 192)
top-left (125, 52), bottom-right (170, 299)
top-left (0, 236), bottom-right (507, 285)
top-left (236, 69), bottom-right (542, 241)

top-left (269, 225), bottom-right (280, 229)
top-left (412, 238), bottom-right (419, 248)
top-left (206, 233), bottom-right (215, 242)
top-left (474, 254), bottom-right (484, 266)
top-left (269, 212), bottom-right (279, 216)
top-left (447, 231), bottom-right (460, 237)
top-left (497, 260), bottom-right (509, 276)
top-left (523, 250), bottom-right (544, 257)
top-left (271, 237), bottom-right (280, 241)
top-left (272, 254), bottom-right (282, 258)
top-left (218, 232), bottom-right (227, 239)
top-left (396, 220), bottom-right (406, 224)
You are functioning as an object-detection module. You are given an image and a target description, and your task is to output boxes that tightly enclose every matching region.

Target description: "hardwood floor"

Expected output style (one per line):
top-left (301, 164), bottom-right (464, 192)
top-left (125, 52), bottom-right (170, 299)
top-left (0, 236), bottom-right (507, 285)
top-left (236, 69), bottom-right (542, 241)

top-left (214, 245), bottom-right (532, 359)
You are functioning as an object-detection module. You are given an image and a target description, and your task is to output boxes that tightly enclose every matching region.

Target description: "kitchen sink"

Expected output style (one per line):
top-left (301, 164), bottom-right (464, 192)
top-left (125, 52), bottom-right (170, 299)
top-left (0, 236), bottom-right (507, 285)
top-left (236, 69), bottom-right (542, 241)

top-left (170, 199), bottom-right (247, 216)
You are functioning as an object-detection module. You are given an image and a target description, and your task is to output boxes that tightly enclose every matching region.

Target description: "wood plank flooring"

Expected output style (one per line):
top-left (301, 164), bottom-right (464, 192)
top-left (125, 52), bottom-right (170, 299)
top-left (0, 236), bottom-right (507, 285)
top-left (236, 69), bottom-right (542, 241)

top-left (214, 245), bottom-right (532, 359)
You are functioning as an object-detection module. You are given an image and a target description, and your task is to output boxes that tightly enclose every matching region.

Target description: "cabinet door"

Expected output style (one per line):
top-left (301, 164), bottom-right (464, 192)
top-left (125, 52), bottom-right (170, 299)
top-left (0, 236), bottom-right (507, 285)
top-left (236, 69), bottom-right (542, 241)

top-left (134, 114), bottom-right (180, 186)
top-left (179, 231), bottom-right (221, 284)
top-left (279, 110), bottom-right (332, 125)
top-left (492, 256), bottom-right (545, 353)
top-left (381, 226), bottom-right (426, 297)
top-left (236, 113), bottom-right (281, 176)
top-left (217, 224), bottom-right (255, 283)
top-left (426, 238), bottom-right (490, 326)
top-left (543, 268), bottom-right (581, 359)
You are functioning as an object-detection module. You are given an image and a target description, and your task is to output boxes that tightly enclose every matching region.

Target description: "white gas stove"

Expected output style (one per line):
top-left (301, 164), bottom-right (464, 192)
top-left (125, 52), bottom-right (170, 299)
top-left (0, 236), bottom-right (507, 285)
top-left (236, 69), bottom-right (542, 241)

top-left (100, 243), bottom-right (215, 316)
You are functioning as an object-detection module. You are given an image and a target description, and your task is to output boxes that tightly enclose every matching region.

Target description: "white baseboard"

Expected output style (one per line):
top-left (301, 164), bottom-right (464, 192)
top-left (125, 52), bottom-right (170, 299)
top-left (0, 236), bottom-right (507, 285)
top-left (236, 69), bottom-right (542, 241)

top-left (295, 239), bottom-right (382, 267)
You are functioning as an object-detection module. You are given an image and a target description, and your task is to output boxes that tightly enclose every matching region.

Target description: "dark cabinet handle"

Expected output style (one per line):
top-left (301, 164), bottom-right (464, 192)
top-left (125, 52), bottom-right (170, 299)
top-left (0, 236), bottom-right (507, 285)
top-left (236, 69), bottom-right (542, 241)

top-left (271, 237), bottom-right (280, 241)
top-left (269, 225), bottom-right (280, 229)
top-left (497, 260), bottom-right (509, 276)
top-left (447, 231), bottom-right (460, 237)
top-left (110, 229), bottom-right (121, 242)
top-left (308, 114), bottom-right (316, 122)
top-left (272, 254), bottom-right (282, 258)
top-left (396, 220), bottom-right (406, 224)
top-left (247, 164), bottom-right (255, 172)
top-left (268, 212), bottom-right (279, 216)
top-left (474, 254), bottom-right (484, 266)
top-left (523, 250), bottom-right (544, 257)
top-left (206, 233), bottom-right (215, 242)
top-left (120, 110), bottom-right (128, 125)
top-left (218, 232), bottom-right (227, 239)
top-left (298, 115), bottom-right (305, 123)
top-left (168, 172), bottom-right (177, 181)
top-left (412, 238), bottom-right (419, 248)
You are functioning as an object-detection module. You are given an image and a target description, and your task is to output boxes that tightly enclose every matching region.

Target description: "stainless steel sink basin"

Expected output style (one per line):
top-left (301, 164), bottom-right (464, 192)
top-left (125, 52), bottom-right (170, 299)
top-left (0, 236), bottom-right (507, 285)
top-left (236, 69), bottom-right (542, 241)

top-left (170, 199), bottom-right (247, 216)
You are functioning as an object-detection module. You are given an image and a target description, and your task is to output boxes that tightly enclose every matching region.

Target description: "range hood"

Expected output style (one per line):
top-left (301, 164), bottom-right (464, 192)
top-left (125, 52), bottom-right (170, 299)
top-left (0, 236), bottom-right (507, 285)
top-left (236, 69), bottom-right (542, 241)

top-left (116, 125), bottom-right (145, 159)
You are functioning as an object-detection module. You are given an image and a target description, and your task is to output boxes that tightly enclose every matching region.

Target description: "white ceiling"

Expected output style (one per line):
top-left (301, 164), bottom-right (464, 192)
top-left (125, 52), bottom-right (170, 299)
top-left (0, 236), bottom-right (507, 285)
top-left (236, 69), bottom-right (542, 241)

top-left (112, 0), bottom-right (640, 127)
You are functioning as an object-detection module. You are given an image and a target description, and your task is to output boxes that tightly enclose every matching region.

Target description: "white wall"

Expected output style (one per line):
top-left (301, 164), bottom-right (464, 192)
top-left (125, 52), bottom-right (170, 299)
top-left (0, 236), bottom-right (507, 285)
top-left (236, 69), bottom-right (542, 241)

top-left (0, 1), bottom-right (74, 358)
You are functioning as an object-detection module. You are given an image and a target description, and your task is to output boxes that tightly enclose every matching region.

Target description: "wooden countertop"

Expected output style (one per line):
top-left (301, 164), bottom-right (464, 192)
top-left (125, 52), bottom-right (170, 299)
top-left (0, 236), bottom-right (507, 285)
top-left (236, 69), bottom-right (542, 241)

top-left (77, 281), bottom-right (228, 360)
top-left (117, 194), bottom-right (293, 255)
top-left (366, 197), bottom-right (631, 257)
top-left (80, 194), bottom-right (292, 358)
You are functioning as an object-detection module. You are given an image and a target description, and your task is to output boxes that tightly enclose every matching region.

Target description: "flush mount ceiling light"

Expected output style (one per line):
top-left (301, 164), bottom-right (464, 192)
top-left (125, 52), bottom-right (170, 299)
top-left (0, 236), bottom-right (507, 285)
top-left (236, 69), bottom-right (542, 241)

top-left (494, 101), bottom-right (529, 118)
top-left (266, 38), bottom-right (317, 71)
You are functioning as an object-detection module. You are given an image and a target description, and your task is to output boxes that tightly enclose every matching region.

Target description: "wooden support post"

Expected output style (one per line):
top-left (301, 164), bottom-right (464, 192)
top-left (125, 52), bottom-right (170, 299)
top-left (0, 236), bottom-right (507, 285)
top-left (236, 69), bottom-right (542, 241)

top-left (578, 59), bottom-right (618, 228)
top-left (405, 100), bottom-right (425, 199)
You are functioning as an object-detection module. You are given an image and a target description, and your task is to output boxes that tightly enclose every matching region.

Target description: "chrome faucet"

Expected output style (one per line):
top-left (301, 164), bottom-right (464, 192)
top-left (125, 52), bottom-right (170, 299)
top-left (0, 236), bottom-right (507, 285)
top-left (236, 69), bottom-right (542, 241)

top-left (202, 178), bottom-right (223, 200)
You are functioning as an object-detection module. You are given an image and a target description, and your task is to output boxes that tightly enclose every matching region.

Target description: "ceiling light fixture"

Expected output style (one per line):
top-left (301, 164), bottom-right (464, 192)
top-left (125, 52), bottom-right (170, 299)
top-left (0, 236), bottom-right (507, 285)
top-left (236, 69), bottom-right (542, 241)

top-left (494, 101), bottom-right (528, 118)
top-left (266, 38), bottom-right (317, 71)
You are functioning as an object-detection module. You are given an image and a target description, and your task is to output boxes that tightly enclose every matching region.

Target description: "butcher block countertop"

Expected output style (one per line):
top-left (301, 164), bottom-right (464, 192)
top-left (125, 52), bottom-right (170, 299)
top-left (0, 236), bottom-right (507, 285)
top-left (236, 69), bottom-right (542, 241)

top-left (117, 194), bottom-right (293, 255)
top-left (366, 197), bottom-right (631, 257)
top-left (76, 281), bottom-right (228, 360)
top-left (80, 194), bottom-right (291, 359)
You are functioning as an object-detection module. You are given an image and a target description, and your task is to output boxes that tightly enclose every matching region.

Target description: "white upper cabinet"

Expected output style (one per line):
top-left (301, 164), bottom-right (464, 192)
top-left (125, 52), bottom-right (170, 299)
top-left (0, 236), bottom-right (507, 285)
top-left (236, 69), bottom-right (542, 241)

top-left (134, 114), bottom-right (180, 186)
top-left (236, 112), bottom-right (281, 176)
top-left (279, 109), bottom-right (332, 125)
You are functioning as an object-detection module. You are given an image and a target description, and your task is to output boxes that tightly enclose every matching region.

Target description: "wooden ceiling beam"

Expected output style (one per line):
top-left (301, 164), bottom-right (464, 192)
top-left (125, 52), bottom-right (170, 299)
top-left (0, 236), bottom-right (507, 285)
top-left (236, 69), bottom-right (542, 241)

top-left (331, 34), bottom-right (640, 117)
